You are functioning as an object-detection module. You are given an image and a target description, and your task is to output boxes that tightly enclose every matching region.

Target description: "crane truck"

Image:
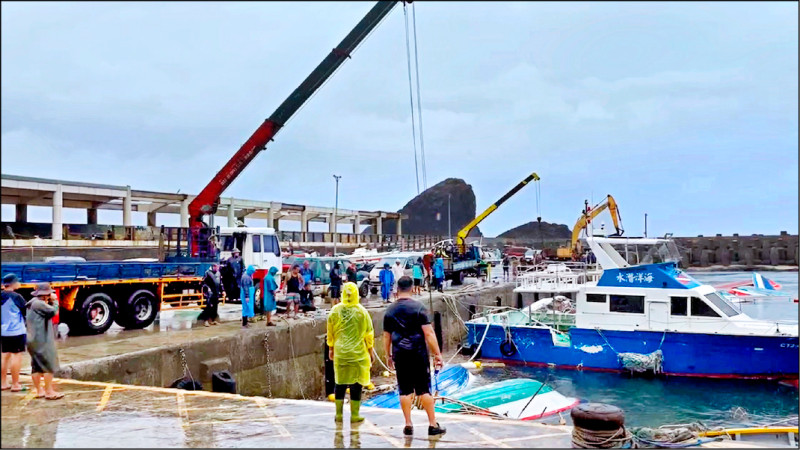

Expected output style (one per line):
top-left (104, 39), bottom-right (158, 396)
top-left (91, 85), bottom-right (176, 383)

top-left (555, 195), bottom-right (624, 260)
top-left (433, 172), bottom-right (540, 284)
top-left (0, 1), bottom-right (405, 335)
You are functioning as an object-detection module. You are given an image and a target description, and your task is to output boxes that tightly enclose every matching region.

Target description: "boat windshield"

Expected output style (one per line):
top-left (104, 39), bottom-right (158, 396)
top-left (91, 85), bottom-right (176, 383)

top-left (608, 240), bottom-right (682, 266)
top-left (704, 291), bottom-right (741, 317)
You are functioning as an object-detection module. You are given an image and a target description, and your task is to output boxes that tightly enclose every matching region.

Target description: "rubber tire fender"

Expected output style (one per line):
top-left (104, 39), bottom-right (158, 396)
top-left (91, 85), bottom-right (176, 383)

top-left (122, 289), bottom-right (159, 330)
top-left (499, 339), bottom-right (517, 357)
top-left (570, 403), bottom-right (626, 431)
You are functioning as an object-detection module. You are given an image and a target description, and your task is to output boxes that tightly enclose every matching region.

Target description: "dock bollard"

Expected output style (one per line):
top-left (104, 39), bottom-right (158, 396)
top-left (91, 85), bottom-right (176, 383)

top-left (570, 403), bottom-right (630, 448)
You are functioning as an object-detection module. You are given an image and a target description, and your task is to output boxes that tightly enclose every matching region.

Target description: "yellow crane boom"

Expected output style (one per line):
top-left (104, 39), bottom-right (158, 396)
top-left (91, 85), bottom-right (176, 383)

top-left (561, 194), bottom-right (623, 259)
top-left (456, 172), bottom-right (540, 254)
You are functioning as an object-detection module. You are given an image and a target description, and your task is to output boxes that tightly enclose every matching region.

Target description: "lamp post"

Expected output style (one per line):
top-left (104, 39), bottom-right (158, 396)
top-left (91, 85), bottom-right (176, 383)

top-left (644, 213), bottom-right (648, 238)
top-left (448, 194), bottom-right (451, 240)
top-left (333, 175), bottom-right (342, 255)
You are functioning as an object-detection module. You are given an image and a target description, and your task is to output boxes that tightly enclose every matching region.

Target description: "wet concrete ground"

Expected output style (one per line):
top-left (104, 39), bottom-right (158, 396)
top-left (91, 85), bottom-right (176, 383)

top-left (1, 376), bottom-right (574, 448)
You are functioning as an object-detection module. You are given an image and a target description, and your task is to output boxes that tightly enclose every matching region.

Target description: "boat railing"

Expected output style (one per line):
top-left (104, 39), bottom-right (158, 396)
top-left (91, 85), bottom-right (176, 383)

top-left (515, 261), bottom-right (601, 286)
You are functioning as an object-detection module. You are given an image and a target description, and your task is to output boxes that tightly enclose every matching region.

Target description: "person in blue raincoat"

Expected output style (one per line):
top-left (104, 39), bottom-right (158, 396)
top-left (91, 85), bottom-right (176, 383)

top-left (379, 263), bottom-right (394, 304)
top-left (261, 267), bottom-right (279, 327)
top-left (240, 265), bottom-right (256, 328)
top-left (433, 257), bottom-right (445, 292)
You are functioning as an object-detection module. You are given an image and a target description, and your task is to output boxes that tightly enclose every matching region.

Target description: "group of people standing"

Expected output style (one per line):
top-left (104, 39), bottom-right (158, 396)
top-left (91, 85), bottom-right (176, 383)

top-left (197, 248), bottom-right (283, 329)
top-left (378, 255), bottom-right (446, 303)
top-left (1, 274), bottom-right (63, 400)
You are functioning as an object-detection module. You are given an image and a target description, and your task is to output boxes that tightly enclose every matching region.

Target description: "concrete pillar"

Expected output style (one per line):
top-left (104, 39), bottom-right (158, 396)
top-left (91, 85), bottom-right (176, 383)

top-left (266, 208), bottom-right (275, 229)
top-left (227, 204), bottom-right (236, 227)
top-left (301, 210), bottom-right (308, 233)
top-left (52, 184), bottom-right (63, 240)
top-left (376, 217), bottom-right (383, 235)
top-left (397, 218), bottom-right (402, 236)
top-left (15, 204), bottom-right (27, 222)
top-left (353, 214), bottom-right (360, 234)
top-left (147, 211), bottom-right (157, 227)
top-left (87, 207), bottom-right (98, 225)
top-left (123, 186), bottom-right (132, 227)
top-left (180, 199), bottom-right (190, 228)
top-left (329, 213), bottom-right (336, 233)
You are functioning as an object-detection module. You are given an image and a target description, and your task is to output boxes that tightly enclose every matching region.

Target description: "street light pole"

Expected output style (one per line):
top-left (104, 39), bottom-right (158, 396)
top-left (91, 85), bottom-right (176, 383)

top-left (644, 213), bottom-right (648, 238)
top-left (448, 194), bottom-right (451, 240)
top-left (333, 175), bottom-right (341, 255)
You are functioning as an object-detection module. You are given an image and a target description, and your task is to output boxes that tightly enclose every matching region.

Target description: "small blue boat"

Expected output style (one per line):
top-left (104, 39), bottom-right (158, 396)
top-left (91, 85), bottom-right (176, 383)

top-left (363, 364), bottom-right (472, 409)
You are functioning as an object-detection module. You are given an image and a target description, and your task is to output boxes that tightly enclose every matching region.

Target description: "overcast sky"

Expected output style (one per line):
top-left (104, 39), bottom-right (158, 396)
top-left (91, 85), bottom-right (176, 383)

top-left (2, 1), bottom-right (797, 237)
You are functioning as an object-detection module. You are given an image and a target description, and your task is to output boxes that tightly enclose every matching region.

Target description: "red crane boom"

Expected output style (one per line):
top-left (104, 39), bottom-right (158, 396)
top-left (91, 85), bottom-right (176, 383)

top-left (187, 1), bottom-right (404, 256)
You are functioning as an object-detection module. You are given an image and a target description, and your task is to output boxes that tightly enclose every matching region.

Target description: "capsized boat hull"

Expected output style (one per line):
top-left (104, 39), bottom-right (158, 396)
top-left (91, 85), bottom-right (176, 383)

top-left (363, 364), bottom-right (472, 409)
top-left (434, 378), bottom-right (579, 420)
top-left (466, 323), bottom-right (799, 379)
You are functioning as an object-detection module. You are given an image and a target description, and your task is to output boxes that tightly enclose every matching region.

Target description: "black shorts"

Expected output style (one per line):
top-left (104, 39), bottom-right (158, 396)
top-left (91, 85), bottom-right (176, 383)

top-left (1, 335), bottom-right (26, 354)
top-left (393, 353), bottom-right (430, 396)
top-left (413, 278), bottom-right (422, 287)
top-left (329, 285), bottom-right (341, 299)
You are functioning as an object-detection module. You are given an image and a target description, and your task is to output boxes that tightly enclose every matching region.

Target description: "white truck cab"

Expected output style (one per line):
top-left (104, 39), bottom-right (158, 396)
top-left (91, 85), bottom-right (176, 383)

top-left (217, 227), bottom-right (282, 274)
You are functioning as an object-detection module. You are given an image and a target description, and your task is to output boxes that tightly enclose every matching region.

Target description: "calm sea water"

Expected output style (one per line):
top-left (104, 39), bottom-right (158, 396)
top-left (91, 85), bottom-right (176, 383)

top-left (473, 271), bottom-right (799, 428)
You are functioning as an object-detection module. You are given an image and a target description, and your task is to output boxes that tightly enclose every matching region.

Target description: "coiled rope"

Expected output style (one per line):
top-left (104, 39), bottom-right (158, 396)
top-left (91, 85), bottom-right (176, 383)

top-left (572, 425), bottom-right (635, 449)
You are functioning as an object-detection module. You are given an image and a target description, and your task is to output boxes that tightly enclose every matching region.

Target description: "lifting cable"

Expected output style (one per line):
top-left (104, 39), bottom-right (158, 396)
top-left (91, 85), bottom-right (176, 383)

top-left (411, 3), bottom-right (428, 190)
top-left (403, 2), bottom-right (421, 195)
top-left (535, 179), bottom-right (543, 249)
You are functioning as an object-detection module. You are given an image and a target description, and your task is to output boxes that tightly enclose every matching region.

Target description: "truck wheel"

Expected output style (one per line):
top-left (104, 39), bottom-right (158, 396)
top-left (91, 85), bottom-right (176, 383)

top-left (452, 271), bottom-right (466, 286)
top-left (123, 289), bottom-right (159, 330)
top-left (359, 282), bottom-right (369, 298)
top-left (75, 293), bottom-right (116, 335)
top-left (370, 287), bottom-right (378, 295)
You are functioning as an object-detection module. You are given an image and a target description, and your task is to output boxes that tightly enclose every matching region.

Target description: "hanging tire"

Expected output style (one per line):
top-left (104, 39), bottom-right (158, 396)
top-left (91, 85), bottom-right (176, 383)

top-left (122, 289), bottom-right (159, 330)
top-left (570, 403), bottom-right (626, 431)
top-left (74, 292), bottom-right (116, 335)
top-left (500, 339), bottom-right (517, 357)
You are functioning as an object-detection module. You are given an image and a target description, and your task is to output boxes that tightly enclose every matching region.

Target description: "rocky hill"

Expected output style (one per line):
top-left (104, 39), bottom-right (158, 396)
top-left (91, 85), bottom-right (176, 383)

top-left (497, 221), bottom-right (571, 240)
top-left (364, 178), bottom-right (481, 237)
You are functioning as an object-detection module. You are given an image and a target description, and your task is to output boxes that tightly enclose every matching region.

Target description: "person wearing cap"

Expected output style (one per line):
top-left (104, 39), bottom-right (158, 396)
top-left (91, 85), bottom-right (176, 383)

top-left (379, 263), bottom-right (395, 304)
top-left (26, 282), bottom-right (63, 400)
top-left (227, 248), bottom-right (244, 300)
top-left (2, 273), bottom-right (27, 392)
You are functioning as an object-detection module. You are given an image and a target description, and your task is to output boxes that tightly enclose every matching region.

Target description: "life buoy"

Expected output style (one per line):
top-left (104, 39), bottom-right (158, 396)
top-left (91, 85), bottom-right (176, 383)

top-left (500, 339), bottom-right (517, 357)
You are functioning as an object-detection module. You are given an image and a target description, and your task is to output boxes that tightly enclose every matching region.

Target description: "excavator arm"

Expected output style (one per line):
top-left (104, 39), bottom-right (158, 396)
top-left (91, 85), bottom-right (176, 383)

top-left (188, 1), bottom-right (401, 228)
top-left (456, 172), bottom-right (540, 254)
top-left (569, 194), bottom-right (624, 256)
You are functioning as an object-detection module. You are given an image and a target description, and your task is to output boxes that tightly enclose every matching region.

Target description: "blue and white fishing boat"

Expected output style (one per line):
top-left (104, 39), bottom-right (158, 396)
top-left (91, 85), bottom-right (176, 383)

top-left (466, 236), bottom-right (799, 380)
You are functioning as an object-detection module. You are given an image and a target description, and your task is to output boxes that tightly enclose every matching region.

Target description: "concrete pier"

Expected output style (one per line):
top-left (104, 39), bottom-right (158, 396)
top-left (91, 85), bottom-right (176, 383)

top-left (45, 284), bottom-right (515, 398)
top-left (0, 376), bottom-right (573, 448)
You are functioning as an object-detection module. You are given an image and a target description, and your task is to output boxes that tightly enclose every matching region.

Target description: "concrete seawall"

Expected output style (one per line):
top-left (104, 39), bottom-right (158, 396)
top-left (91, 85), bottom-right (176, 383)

top-left (57, 284), bottom-right (516, 398)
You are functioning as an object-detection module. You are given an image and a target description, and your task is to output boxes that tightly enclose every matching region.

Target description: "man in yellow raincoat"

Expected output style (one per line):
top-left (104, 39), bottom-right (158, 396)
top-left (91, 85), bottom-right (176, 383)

top-left (327, 281), bottom-right (374, 423)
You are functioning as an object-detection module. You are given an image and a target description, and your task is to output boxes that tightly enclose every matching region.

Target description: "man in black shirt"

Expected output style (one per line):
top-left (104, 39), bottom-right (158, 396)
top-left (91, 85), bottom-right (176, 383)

top-left (383, 276), bottom-right (446, 437)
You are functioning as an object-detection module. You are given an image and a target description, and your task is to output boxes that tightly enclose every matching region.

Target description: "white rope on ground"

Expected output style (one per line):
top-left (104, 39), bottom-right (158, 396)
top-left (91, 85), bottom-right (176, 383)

top-left (371, 347), bottom-right (395, 375)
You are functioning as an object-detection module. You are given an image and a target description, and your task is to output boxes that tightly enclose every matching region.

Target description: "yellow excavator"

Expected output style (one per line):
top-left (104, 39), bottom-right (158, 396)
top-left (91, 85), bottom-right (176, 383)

top-left (433, 172), bottom-right (540, 284)
top-left (556, 195), bottom-right (623, 260)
